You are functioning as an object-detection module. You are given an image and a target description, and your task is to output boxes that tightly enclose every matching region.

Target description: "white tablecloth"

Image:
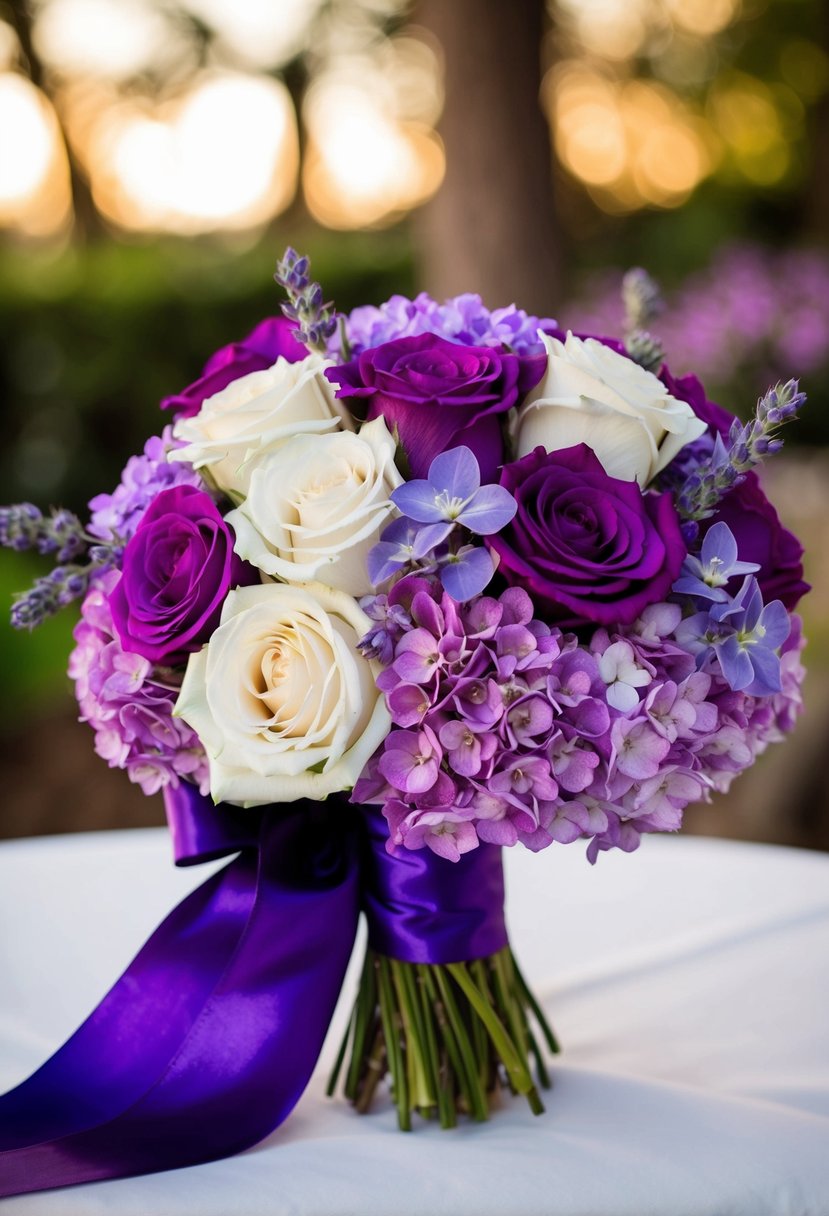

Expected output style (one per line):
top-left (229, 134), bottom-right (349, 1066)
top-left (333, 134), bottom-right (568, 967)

top-left (1, 829), bottom-right (828, 1216)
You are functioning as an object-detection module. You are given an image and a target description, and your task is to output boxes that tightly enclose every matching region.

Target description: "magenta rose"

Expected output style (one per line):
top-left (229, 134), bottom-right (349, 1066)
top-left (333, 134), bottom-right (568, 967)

top-left (161, 317), bottom-right (302, 419)
top-left (109, 485), bottom-right (249, 665)
top-left (703, 471), bottom-right (808, 611)
top-left (326, 333), bottom-right (545, 481)
top-left (489, 444), bottom-right (686, 627)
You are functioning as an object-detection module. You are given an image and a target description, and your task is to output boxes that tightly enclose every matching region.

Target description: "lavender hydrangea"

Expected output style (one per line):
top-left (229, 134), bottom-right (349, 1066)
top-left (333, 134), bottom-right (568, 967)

top-left (87, 427), bottom-right (202, 544)
top-left (333, 292), bottom-right (556, 359)
top-left (355, 578), bottom-right (805, 864)
top-left (70, 570), bottom-right (209, 797)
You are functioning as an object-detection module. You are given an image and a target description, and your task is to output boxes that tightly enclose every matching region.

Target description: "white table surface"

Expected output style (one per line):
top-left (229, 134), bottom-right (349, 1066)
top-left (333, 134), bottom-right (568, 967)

top-left (1, 828), bottom-right (828, 1216)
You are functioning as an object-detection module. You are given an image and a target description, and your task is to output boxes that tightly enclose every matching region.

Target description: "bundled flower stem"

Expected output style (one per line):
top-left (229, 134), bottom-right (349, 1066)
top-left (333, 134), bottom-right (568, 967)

top-left (329, 947), bottom-right (558, 1130)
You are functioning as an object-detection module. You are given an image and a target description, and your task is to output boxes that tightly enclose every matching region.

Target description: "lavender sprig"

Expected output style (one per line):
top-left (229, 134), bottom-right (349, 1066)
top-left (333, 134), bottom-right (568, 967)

top-left (622, 268), bottom-right (664, 331)
top-left (1, 503), bottom-right (123, 629)
top-left (9, 546), bottom-right (121, 630)
top-left (274, 247), bottom-right (339, 354)
top-left (676, 379), bottom-right (806, 542)
top-left (622, 268), bottom-right (665, 372)
top-left (0, 504), bottom-right (86, 562)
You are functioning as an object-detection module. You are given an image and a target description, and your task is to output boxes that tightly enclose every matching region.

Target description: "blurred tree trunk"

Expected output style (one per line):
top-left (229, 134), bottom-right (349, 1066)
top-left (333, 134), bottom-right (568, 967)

top-left (413, 0), bottom-right (560, 314)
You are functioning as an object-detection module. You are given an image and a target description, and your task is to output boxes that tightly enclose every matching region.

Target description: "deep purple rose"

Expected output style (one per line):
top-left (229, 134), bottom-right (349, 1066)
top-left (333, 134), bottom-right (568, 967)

top-left (489, 444), bottom-right (686, 627)
top-left (109, 485), bottom-right (248, 664)
top-left (326, 333), bottom-right (546, 482)
top-left (161, 317), bottom-right (302, 419)
top-left (703, 471), bottom-right (809, 611)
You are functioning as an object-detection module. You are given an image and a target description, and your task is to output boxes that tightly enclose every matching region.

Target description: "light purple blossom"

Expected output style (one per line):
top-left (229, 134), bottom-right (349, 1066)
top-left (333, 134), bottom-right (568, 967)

top-left (335, 292), bottom-right (556, 358)
top-left (87, 427), bottom-right (202, 543)
top-left (358, 580), bottom-right (805, 864)
top-left (69, 570), bottom-right (209, 797)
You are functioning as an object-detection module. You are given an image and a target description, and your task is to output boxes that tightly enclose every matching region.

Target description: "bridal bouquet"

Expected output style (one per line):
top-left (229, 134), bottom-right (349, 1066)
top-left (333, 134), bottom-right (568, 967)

top-left (0, 253), bottom-right (807, 1196)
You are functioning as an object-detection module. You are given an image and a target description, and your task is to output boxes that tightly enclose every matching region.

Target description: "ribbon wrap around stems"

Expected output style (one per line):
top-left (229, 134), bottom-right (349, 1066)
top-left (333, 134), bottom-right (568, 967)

top-left (0, 787), bottom-right (507, 1198)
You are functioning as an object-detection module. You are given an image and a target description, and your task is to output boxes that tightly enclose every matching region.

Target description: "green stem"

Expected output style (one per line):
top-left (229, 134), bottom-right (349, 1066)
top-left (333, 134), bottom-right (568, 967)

top-left (434, 968), bottom-right (490, 1122)
top-left (377, 956), bottom-right (410, 1131)
top-left (343, 949), bottom-right (377, 1101)
top-left (511, 953), bottom-right (560, 1055)
top-left (447, 962), bottom-right (544, 1115)
top-left (326, 1002), bottom-right (355, 1099)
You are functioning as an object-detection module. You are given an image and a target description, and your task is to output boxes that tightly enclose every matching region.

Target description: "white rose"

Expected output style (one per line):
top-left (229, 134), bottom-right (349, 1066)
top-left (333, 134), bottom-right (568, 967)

top-left (226, 418), bottom-right (402, 597)
top-left (175, 581), bottom-right (390, 806)
top-left (171, 353), bottom-right (349, 497)
top-left (513, 332), bottom-right (708, 485)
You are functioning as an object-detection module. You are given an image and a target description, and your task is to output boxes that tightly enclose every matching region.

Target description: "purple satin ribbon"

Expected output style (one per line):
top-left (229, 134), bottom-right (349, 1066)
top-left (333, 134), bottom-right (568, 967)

top-left (361, 806), bottom-right (508, 964)
top-left (0, 789), bottom-right (506, 1198)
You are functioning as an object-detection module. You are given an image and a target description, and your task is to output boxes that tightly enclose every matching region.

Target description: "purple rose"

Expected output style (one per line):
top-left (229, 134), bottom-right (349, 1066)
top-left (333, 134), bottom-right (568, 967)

top-left (109, 485), bottom-right (248, 664)
top-left (489, 444), bottom-right (686, 627)
top-left (161, 317), bottom-right (302, 419)
top-left (704, 471), bottom-right (809, 611)
top-left (326, 333), bottom-right (546, 481)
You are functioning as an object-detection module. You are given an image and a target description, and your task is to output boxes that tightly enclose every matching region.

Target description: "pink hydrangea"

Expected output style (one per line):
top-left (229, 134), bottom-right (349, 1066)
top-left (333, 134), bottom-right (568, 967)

top-left (356, 579), bottom-right (806, 864)
top-left (69, 570), bottom-right (209, 797)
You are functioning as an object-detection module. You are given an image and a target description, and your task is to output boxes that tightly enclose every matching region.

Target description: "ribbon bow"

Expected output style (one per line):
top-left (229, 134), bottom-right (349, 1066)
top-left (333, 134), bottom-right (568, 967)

top-left (0, 786), bottom-right (506, 1198)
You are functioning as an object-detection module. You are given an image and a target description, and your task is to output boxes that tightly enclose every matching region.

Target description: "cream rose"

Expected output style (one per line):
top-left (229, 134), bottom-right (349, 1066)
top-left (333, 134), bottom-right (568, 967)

top-left (174, 582), bottom-right (390, 806)
top-left (513, 332), bottom-right (707, 485)
top-left (170, 353), bottom-right (348, 498)
top-left (226, 418), bottom-right (402, 597)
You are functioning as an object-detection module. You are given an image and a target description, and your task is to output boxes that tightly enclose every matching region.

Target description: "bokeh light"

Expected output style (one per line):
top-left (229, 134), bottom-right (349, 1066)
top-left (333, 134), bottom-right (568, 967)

top-left (0, 74), bottom-right (72, 236)
top-left (303, 69), bottom-right (444, 229)
top-left (546, 65), bottom-right (714, 212)
top-left (84, 73), bottom-right (299, 233)
top-left (33, 0), bottom-right (170, 78)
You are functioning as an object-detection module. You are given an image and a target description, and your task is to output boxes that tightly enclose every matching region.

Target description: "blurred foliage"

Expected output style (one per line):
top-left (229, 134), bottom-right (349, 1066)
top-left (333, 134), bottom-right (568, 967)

top-left (0, 552), bottom-right (76, 729)
top-left (0, 228), bottom-right (413, 516)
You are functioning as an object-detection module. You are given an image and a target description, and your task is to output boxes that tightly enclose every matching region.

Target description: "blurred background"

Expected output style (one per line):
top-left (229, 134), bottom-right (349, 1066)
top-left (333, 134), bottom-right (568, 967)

top-left (0, 0), bottom-right (826, 847)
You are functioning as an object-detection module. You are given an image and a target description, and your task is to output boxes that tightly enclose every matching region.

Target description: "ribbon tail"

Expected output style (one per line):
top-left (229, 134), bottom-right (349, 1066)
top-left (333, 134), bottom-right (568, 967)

top-left (0, 805), bottom-right (359, 1198)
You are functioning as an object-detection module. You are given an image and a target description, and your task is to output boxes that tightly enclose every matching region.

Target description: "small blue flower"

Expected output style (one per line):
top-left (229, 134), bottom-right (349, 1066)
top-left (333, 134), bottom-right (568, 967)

top-left (391, 446), bottom-right (517, 537)
top-left (672, 521), bottom-right (759, 603)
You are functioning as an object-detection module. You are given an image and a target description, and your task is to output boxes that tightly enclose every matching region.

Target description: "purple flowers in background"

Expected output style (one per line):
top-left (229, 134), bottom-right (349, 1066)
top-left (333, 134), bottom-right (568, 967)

top-left (565, 243), bottom-right (829, 389)
top-left (70, 570), bottom-right (209, 797)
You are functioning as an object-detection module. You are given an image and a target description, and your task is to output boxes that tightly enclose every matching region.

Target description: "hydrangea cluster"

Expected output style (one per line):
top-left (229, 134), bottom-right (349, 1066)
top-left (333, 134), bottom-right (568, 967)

top-left (355, 575), bottom-right (805, 863)
top-left (70, 569), bottom-right (209, 797)
top-left (336, 292), bottom-right (556, 358)
top-left (88, 426), bottom-right (202, 543)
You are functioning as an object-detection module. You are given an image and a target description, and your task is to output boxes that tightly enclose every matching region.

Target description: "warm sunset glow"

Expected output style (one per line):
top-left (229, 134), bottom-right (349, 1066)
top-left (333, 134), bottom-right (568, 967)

top-left (86, 73), bottom-right (299, 233)
top-left (547, 65), bottom-right (714, 212)
top-left (302, 74), bottom-right (444, 229)
top-left (0, 73), bottom-right (71, 235)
